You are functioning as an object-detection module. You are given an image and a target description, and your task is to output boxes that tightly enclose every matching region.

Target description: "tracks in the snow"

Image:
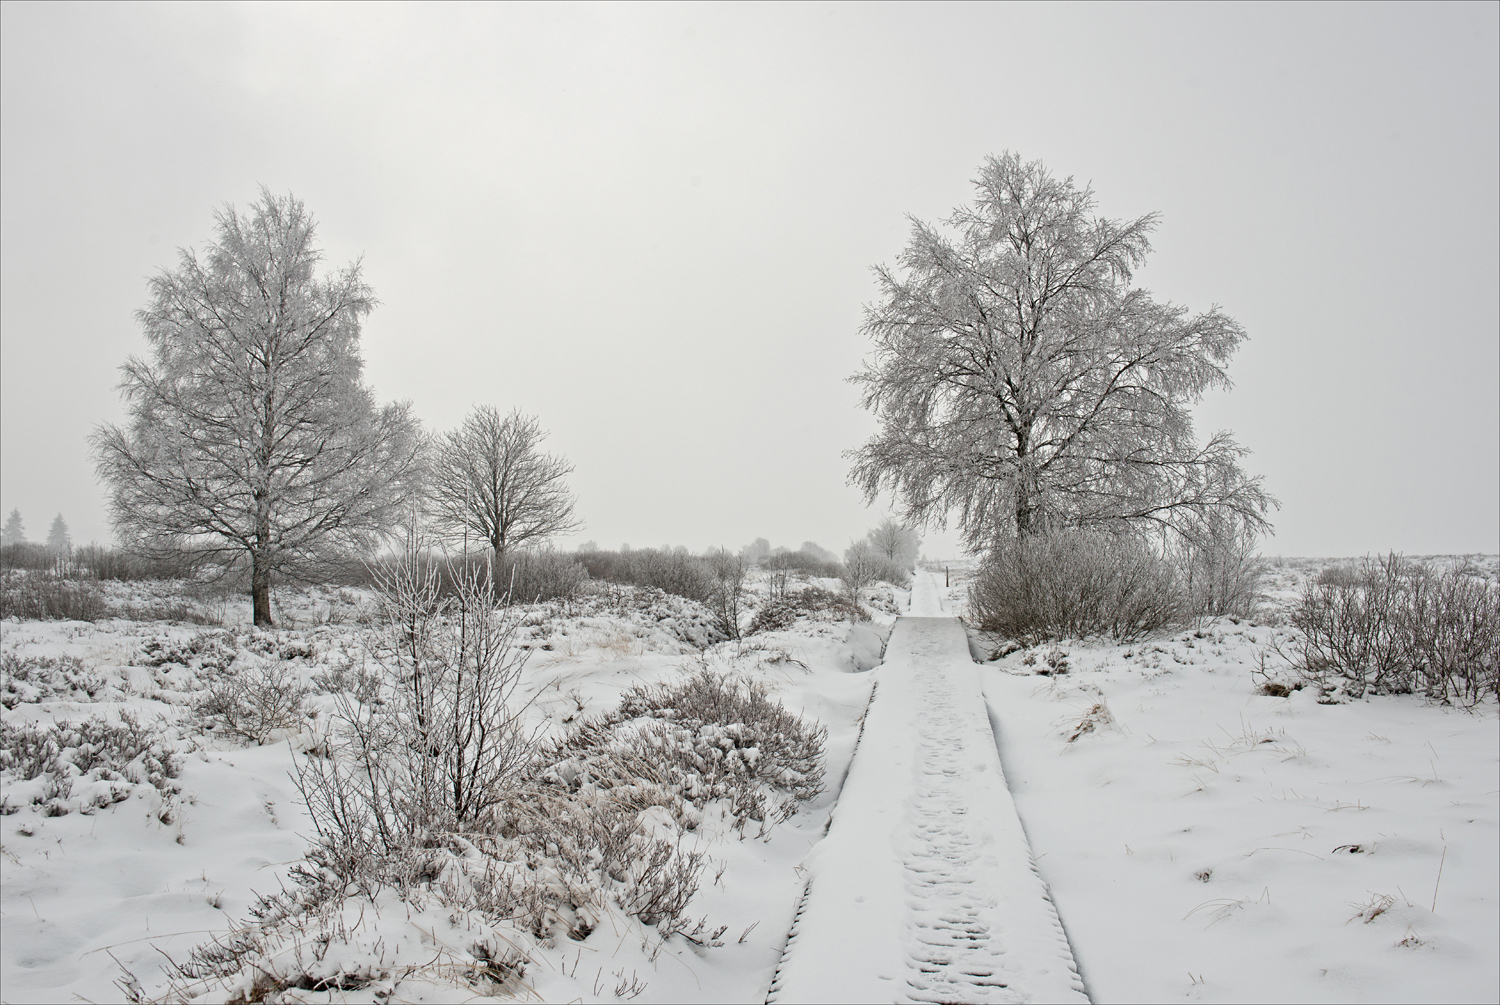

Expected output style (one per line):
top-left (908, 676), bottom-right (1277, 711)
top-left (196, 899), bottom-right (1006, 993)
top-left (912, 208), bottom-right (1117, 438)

top-left (766, 574), bottom-right (1088, 1004)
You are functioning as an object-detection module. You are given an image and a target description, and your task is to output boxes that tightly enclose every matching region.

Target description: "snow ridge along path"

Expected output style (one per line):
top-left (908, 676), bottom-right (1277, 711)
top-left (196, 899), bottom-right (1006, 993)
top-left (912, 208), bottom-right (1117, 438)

top-left (768, 573), bottom-right (1089, 1004)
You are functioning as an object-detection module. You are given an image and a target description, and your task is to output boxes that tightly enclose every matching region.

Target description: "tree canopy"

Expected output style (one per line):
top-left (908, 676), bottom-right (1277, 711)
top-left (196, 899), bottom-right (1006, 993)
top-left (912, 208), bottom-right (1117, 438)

top-left (848, 153), bottom-right (1274, 551)
top-left (430, 406), bottom-right (580, 558)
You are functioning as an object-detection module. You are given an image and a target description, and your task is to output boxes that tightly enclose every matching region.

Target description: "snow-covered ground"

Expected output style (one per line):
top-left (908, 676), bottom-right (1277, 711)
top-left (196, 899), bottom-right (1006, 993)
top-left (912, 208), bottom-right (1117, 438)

top-left (2, 560), bottom-right (1496, 1003)
top-left (0, 577), bottom-right (894, 1004)
top-left (960, 562), bottom-right (1499, 1005)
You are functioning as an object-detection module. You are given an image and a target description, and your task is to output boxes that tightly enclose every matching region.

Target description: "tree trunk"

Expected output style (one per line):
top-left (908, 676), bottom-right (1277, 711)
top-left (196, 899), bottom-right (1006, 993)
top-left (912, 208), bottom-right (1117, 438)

top-left (1015, 431), bottom-right (1040, 537)
top-left (251, 548), bottom-right (274, 627)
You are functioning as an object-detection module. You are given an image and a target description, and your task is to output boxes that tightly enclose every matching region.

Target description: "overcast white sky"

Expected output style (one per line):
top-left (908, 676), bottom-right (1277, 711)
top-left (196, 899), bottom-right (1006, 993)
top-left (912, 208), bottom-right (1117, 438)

top-left (2, 1), bottom-right (1496, 560)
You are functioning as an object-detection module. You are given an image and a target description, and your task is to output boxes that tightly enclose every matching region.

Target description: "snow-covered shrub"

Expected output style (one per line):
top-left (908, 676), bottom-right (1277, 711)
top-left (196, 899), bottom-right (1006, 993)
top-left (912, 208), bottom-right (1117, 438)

top-left (173, 657), bottom-right (826, 1001)
top-left (968, 529), bottom-right (1184, 643)
top-left (560, 668), bottom-right (828, 827)
top-left (485, 780), bottom-right (713, 942)
top-left (197, 664), bottom-right (311, 745)
top-left (555, 584), bottom-right (727, 649)
top-left (1, 653), bottom-right (106, 707)
top-left (0, 572), bottom-right (107, 621)
top-left (156, 873), bottom-right (533, 1004)
top-left (842, 541), bottom-right (910, 594)
top-left (309, 661), bottom-right (382, 704)
top-left (0, 712), bottom-right (180, 815)
top-left (748, 585), bottom-right (866, 634)
top-left (140, 629), bottom-right (237, 671)
top-left (1286, 554), bottom-right (1499, 704)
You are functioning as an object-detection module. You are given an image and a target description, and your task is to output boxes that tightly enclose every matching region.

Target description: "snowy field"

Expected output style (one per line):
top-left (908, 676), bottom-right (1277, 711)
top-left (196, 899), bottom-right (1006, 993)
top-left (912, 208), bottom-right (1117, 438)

top-left (2, 560), bottom-right (1496, 1003)
top-left (967, 559), bottom-right (1500, 1005)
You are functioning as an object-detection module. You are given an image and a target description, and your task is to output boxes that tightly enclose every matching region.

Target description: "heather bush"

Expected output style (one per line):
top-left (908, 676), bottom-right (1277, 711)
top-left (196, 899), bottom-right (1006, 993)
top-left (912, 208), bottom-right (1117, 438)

top-left (748, 585), bottom-right (867, 634)
top-left (0, 711), bottom-right (180, 816)
top-left (140, 630), bottom-right (238, 671)
top-left (968, 529), bottom-right (1184, 643)
top-left (1, 653), bottom-right (106, 708)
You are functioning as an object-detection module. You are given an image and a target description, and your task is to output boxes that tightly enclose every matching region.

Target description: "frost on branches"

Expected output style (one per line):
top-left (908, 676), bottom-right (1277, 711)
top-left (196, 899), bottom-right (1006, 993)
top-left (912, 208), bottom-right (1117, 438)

top-left (848, 152), bottom-right (1274, 550)
top-left (91, 190), bottom-right (423, 627)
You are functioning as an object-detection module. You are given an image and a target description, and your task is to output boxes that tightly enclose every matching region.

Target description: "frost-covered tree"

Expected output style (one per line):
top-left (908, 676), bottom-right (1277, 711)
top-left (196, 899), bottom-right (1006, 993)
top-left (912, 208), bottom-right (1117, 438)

top-left (742, 537), bottom-right (772, 563)
top-left (46, 514), bottom-right (70, 556)
top-left (800, 541), bottom-right (837, 563)
top-left (430, 406), bottom-right (580, 559)
top-left (92, 190), bottom-right (424, 627)
top-left (848, 153), bottom-right (1274, 550)
top-left (1, 509), bottom-right (24, 547)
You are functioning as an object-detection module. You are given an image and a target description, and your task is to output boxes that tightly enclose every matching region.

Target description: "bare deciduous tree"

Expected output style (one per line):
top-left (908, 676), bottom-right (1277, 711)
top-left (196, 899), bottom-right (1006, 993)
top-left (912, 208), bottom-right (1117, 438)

top-left (92, 190), bottom-right (424, 626)
top-left (430, 406), bottom-right (580, 559)
top-left (865, 518), bottom-right (920, 569)
top-left (848, 153), bottom-right (1275, 551)
top-left (704, 547), bottom-right (749, 639)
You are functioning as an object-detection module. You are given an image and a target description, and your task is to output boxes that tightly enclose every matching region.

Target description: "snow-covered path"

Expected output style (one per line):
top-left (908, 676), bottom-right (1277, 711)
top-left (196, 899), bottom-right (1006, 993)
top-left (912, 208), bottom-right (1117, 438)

top-left (768, 573), bottom-right (1088, 1004)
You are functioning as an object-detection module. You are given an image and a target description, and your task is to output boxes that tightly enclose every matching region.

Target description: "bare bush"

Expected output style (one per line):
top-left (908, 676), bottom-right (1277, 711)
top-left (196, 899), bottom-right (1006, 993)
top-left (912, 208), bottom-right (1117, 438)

top-left (1314, 562), bottom-right (1364, 589)
top-left (842, 541), bottom-right (910, 596)
top-left (494, 548), bottom-right (588, 603)
top-left (1285, 554), bottom-right (1499, 705)
top-left (1175, 514), bottom-right (1265, 618)
top-left (761, 550), bottom-right (843, 580)
top-left (968, 529), bottom-right (1184, 643)
top-left (293, 535), bottom-right (537, 883)
top-left (0, 573), bottom-right (107, 621)
top-left (0, 542), bottom-right (53, 572)
top-left (72, 543), bottom-right (198, 582)
top-left (198, 664), bottom-right (311, 745)
top-left (575, 547), bottom-right (714, 602)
